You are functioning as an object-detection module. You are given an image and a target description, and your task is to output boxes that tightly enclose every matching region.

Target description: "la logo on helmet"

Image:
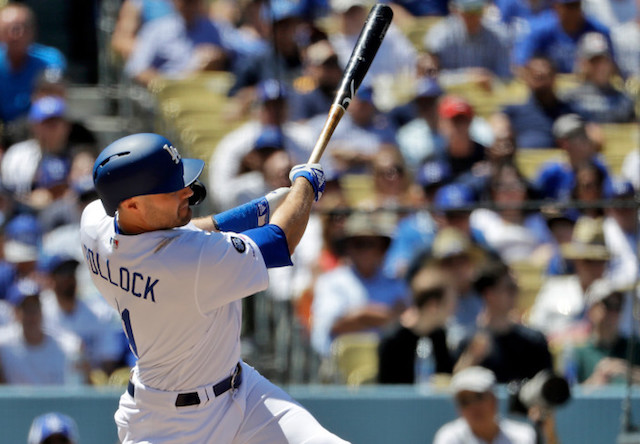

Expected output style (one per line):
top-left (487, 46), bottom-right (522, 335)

top-left (163, 144), bottom-right (181, 164)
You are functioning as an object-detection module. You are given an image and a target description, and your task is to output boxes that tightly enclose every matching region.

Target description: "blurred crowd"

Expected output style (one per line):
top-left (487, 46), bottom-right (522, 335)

top-left (0, 0), bottom-right (637, 420)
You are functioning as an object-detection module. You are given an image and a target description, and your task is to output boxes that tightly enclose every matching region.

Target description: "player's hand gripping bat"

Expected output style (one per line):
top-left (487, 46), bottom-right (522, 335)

top-left (306, 3), bottom-right (393, 165)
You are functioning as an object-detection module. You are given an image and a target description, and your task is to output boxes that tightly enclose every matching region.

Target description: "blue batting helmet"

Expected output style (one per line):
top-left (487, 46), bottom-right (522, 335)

top-left (28, 412), bottom-right (79, 444)
top-left (93, 133), bottom-right (204, 216)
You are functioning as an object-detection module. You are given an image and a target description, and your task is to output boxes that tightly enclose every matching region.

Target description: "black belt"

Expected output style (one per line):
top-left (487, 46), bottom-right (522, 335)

top-left (127, 363), bottom-right (242, 407)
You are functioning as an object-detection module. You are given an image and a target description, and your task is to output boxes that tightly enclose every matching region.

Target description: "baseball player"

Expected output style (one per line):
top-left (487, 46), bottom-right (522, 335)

top-left (80, 133), bottom-right (349, 444)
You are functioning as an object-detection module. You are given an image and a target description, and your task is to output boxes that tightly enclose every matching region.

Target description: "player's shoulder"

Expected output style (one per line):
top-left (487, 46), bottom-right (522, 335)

top-left (500, 417), bottom-right (536, 442)
top-left (433, 418), bottom-right (468, 443)
top-left (80, 200), bottom-right (110, 234)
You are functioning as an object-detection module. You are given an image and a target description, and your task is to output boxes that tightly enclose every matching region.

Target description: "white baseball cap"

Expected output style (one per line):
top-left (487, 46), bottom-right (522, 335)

top-left (330, 0), bottom-right (371, 13)
top-left (450, 366), bottom-right (496, 394)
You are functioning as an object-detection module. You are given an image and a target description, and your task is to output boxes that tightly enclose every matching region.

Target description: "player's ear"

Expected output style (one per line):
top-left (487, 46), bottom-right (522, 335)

top-left (120, 197), bottom-right (140, 212)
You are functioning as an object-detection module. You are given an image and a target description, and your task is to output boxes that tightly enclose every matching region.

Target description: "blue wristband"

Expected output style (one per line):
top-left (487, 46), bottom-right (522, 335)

top-left (213, 197), bottom-right (269, 233)
top-left (244, 224), bottom-right (293, 268)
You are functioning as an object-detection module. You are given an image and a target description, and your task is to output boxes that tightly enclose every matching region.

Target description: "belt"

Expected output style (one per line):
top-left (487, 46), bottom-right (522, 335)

top-left (127, 363), bottom-right (242, 407)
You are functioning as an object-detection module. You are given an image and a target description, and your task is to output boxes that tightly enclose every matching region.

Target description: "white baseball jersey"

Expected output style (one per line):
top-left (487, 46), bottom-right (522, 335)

top-left (79, 200), bottom-right (269, 391)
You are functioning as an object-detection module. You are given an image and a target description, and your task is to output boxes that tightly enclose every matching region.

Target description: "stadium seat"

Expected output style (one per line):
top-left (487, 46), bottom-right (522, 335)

top-left (514, 148), bottom-right (566, 179)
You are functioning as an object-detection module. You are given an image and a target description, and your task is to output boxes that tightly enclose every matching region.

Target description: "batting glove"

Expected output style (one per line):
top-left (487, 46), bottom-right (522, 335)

top-left (289, 163), bottom-right (325, 201)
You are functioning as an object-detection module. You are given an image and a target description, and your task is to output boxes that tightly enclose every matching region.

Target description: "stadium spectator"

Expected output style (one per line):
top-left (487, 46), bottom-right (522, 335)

top-left (430, 96), bottom-right (490, 192)
top-left (27, 411), bottom-right (79, 444)
top-left (528, 216), bottom-right (610, 341)
top-left (454, 260), bottom-right (554, 383)
top-left (533, 113), bottom-right (610, 200)
top-left (610, 6), bottom-right (640, 79)
top-left (499, 56), bottom-right (575, 148)
top-left (382, 159), bottom-right (451, 279)
top-left (540, 206), bottom-right (578, 276)
top-left (2, 213), bottom-right (41, 286)
top-left (208, 79), bottom-right (313, 210)
top-left (423, 0), bottom-right (512, 88)
top-left (602, 179), bottom-right (639, 291)
top-left (362, 144), bottom-right (423, 212)
top-left (125, 0), bottom-right (229, 87)
top-left (228, 0), bottom-right (305, 97)
top-left (377, 263), bottom-right (456, 384)
top-left (39, 254), bottom-right (123, 378)
top-left (0, 96), bottom-right (84, 205)
top-left (562, 32), bottom-right (636, 123)
top-left (574, 279), bottom-right (640, 385)
top-left (582, 0), bottom-right (637, 27)
top-left (227, 125), bottom-right (294, 207)
top-left (395, 77), bottom-right (446, 171)
top-left (382, 0), bottom-right (449, 18)
top-left (513, 0), bottom-right (611, 74)
top-left (0, 3), bottom-right (65, 124)
top-left (470, 161), bottom-right (553, 265)
top-left (329, 0), bottom-right (416, 81)
top-left (111, 0), bottom-right (174, 61)
top-left (570, 159), bottom-right (607, 219)
top-left (433, 366), bottom-right (536, 444)
top-left (311, 210), bottom-right (409, 356)
top-left (424, 227), bottom-right (488, 347)
top-left (289, 39), bottom-right (343, 122)
top-left (304, 85), bottom-right (396, 180)
top-left (0, 279), bottom-right (78, 385)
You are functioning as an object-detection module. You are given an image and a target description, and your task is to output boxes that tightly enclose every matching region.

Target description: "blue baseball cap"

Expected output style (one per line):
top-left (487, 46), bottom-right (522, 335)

top-left (28, 96), bottom-right (67, 123)
top-left (257, 79), bottom-right (288, 103)
top-left (4, 214), bottom-right (42, 245)
top-left (35, 156), bottom-right (71, 189)
top-left (355, 85), bottom-right (374, 104)
top-left (28, 412), bottom-right (79, 444)
top-left (37, 254), bottom-right (79, 275)
top-left (434, 183), bottom-right (476, 212)
top-left (261, 0), bottom-right (302, 22)
top-left (604, 178), bottom-right (635, 199)
top-left (415, 77), bottom-right (443, 99)
top-left (7, 278), bottom-right (40, 307)
top-left (254, 125), bottom-right (285, 150)
top-left (416, 160), bottom-right (452, 188)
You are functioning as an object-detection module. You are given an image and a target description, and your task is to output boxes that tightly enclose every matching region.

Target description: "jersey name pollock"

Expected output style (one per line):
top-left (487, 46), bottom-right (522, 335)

top-left (82, 245), bottom-right (159, 302)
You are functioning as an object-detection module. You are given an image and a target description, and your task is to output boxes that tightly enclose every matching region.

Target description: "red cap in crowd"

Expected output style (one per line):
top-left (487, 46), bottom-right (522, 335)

top-left (438, 95), bottom-right (474, 119)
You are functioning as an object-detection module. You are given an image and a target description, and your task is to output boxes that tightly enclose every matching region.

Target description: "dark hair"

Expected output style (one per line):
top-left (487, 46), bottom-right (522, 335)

top-left (473, 260), bottom-right (510, 295)
top-left (488, 160), bottom-right (538, 200)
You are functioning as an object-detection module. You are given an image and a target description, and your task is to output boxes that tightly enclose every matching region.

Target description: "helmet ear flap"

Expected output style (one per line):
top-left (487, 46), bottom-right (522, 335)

top-left (189, 180), bottom-right (207, 206)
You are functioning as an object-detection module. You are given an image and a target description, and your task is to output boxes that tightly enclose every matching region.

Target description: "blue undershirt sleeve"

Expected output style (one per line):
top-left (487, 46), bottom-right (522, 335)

top-left (243, 224), bottom-right (293, 268)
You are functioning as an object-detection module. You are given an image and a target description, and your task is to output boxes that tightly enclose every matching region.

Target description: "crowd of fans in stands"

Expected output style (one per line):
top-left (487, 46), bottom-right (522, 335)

top-left (0, 0), bottom-right (637, 416)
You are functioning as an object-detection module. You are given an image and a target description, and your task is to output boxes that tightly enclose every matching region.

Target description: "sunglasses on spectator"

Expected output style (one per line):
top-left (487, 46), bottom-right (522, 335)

top-left (456, 391), bottom-right (490, 408)
top-left (375, 165), bottom-right (405, 179)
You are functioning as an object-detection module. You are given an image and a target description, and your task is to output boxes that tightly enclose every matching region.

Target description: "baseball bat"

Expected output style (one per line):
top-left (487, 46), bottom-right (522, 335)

top-left (307, 3), bottom-right (393, 165)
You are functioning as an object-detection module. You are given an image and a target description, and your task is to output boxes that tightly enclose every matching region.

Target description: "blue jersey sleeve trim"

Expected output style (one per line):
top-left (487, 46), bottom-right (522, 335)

top-left (244, 224), bottom-right (292, 268)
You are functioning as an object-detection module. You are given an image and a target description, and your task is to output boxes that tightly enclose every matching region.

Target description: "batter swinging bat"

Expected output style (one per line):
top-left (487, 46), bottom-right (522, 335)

top-left (306, 3), bottom-right (393, 165)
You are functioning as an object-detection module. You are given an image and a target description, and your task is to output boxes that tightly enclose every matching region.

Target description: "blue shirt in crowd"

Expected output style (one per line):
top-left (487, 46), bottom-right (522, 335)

top-left (513, 12), bottom-right (611, 73)
top-left (0, 43), bottom-right (66, 122)
top-left (125, 14), bottom-right (224, 78)
top-left (502, 95), bottom-right (574, 148)
top-left (383, 0), bottom-right (449, 16)
top-left (534, 156), bottom-right (610, 200)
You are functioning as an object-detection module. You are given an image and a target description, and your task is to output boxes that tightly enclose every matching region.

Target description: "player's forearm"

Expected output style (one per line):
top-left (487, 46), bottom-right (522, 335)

top-left (270, 178), bottom-right (314, 254)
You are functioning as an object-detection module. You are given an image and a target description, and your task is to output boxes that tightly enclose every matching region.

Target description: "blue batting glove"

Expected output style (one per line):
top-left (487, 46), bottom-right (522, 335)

top-left (289, 163), bottom-right (325, 201)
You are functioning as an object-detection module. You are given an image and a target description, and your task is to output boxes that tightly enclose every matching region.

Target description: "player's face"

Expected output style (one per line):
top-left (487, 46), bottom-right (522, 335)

top-left (138, 186), bottom-right (194, 230)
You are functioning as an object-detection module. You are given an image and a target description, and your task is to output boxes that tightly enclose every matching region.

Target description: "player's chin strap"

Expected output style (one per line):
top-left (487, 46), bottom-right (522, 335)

top-left (212, 187), bottom-right (290, 233)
